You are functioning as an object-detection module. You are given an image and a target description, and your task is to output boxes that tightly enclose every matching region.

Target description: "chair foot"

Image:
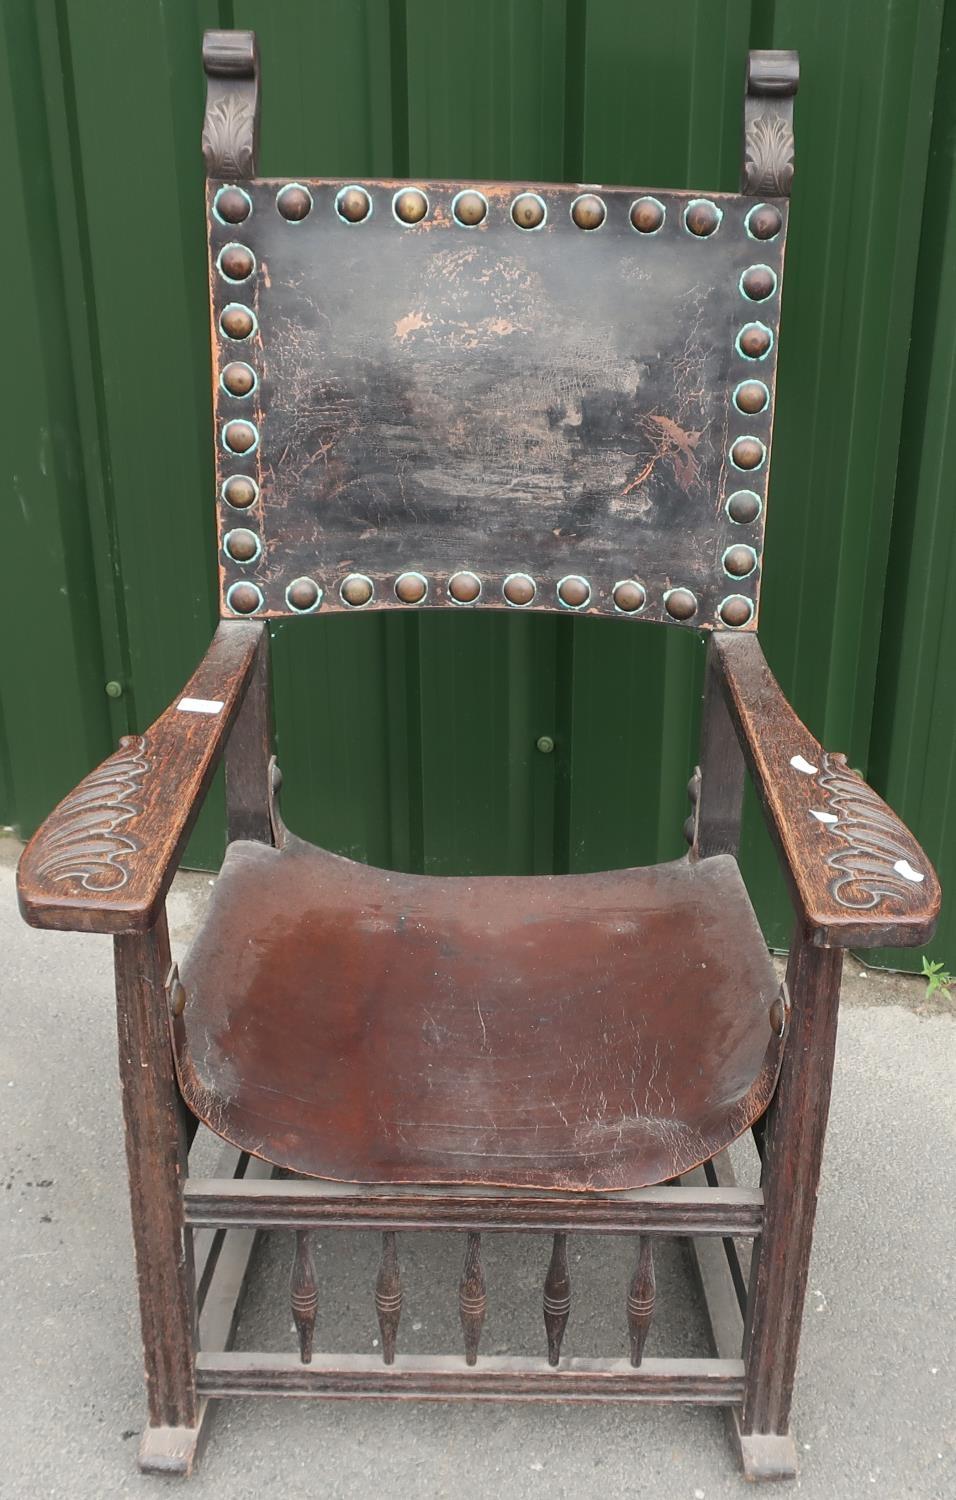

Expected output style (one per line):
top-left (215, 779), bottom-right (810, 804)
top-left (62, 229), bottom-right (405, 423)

top-left (728, 1410), bottom-right (798, 1482)
top-left (137, 1403), bottom-right (211, 1477)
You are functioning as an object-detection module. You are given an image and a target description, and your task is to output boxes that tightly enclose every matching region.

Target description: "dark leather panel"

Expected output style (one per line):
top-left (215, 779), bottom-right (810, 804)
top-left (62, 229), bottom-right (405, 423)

top-left (175, 836), bottom-right (783, 1190)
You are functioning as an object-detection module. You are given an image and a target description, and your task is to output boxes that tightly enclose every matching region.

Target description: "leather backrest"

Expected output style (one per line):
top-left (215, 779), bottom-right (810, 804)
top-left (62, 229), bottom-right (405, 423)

top-left (204, 35), bottom-right (796, 633)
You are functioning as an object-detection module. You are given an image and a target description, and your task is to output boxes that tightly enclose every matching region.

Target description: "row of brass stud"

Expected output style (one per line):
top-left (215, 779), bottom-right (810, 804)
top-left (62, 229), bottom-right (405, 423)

top-left (216, 303), bottom-right (778, 378)
top-left (220, 474), bottom-right (764, 533)
top-left (214, 182), bottom-right (783, 242)
top-left (215, 411), bottom-right (769, 477)
top-left (223, 569), bottom-right (756, 627)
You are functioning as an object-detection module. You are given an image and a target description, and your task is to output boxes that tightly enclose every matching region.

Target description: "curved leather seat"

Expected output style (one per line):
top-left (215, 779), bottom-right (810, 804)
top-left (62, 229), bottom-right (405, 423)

top-left (174, 835), bottom-right (784, 1192)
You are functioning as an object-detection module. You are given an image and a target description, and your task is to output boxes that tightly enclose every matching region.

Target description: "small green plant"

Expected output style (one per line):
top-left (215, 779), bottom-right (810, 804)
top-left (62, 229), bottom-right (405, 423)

top-left (921, 956), bottom-right (954, 999)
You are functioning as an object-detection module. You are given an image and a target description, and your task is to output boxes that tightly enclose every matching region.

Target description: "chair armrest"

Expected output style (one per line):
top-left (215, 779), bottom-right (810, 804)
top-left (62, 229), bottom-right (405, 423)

top-left (17, 620), bottom-right (265, 935)
top-left (711, 633), bottom-right (940, 949)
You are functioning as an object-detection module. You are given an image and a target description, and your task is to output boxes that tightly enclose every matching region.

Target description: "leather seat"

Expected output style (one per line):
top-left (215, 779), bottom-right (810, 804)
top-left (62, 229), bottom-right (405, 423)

top-left (174, 835), bottom-right (784, 1192)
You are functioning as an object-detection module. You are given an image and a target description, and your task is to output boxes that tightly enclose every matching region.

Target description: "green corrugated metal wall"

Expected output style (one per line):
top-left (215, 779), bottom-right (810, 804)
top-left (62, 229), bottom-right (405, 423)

top-left (3, 0), bottom-right (953, 968)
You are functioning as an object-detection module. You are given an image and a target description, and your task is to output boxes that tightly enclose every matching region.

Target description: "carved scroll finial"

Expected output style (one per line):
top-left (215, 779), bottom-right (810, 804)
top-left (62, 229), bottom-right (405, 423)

top-left (742, 49), bottom-right (799, 198)
top-left (202, 30), bottom-right (260, 180)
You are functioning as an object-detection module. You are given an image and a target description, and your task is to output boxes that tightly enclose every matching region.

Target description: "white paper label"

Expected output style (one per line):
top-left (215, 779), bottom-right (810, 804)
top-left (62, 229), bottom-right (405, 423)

top-left (177, 698), bottom-right (224, 715)
top-left (809, 809), bottom-right (838, 824)
top-left (892, 858), bottom-right (924, 883)
top-left (790, 754), bottom-right (818, 775)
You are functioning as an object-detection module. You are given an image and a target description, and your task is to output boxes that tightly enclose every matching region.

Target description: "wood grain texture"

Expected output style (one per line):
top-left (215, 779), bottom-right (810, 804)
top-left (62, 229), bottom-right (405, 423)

top-left (114, 918), bottom-right (197, 1432)
top-left (176, 840), bottom-right (783, 1191)
top-left (184, 1178), bottom-right (764, 1236)
top-left (17, 621), bottom-right (264, 933)
top-left (375, 1232), bottom-right (403, 1366)
top-left (542, 1232), bottom-right (571, 1366)
top-left (195, 1351), bottom-right (744, 1403)
top-left (712, 632), bottom-right (940, 946)
top-left (208, 177), bottom-right (787, 630)
top-left (694, 637), bottom-right (746, 859)
top-left (741, 930), bottom-right (843, 1439)
top-left (459, 1232), bottom-right (486, 1365)
top-left (626, 1237), bottom-right (655, 1368)
top-left (686, 1162), bottom-right (799, 1480)
top-left (290, 1230), bottom-right (318, 1364)
top-left (224, 626), bottom-right (273, 843)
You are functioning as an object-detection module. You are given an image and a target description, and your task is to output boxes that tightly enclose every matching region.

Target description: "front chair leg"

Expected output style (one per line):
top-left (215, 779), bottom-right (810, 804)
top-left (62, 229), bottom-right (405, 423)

top-left (738, 926), bottom-right (844, 1479)
top-left (113, 914), bottom-right (201, 1474)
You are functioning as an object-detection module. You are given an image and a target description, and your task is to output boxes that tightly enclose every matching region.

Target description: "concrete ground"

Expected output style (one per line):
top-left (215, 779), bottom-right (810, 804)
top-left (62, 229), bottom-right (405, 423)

top-left (1, 832), bottom-right (953, 1499)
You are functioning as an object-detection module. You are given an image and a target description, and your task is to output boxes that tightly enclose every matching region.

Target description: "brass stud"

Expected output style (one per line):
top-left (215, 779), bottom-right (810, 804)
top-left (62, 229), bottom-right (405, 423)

top-left (220, 304), bottom-right (256, 341)
top-left (221, 361), bottom-right (256, 398)
top-left (276, 183), bottom-right (313, 221)
top-left (769, 992), bottom-right (786, 1035)
top-left (218, 243), bottom-right (255, 282)
top-left (746, 203), bottom-right (783, 241)
top-left (571, 193), bottom-right (606, 230)
top-left (511, 192), bottom-right (546, 230)
top-left (737, 322), bottom-right (773, 359)
top-left (452, 190), bottom-right (488, 227)
top-left (630, 197), bottom-right (665, 234)
top-left (719, 594), bottom-right (754, 628)
top-left (223, 527), bottom-right (260, 563)
top-left (723, 544), bottom-right (758, 578)
top-left (286, 576), bottom-right (322, 612)
top-left (741, 264), bottom-right (777, 301)
top-left (734, 380), bottom-right (769, 415)
top-left (612, 579), bottom-right (646, 613)
top-left (557, 575), bottom-right (591, 609)
top-left (725, 489), bottom-right (761, 525)
top-left (214, 186), bottom-right (251, 225)
top-left (448, 571), bottom-right (481, 603)
top-left (393, 188), bottom-right (428, 224)
top-left (684, 198), bottom-right (721, 237)
top-left (730, 436), bottom-right (766, 471)
top-left (336, 185), bottom-right (372, 223)
top-left (395, 571), bottom-right (428, 603)
top-left (222, 475), bottom-right (258, 509)
top-left (664, 587), bottom-right (698, 621)
top-left (168, 977), bottom-right (187, 1017)
top-left (340, 573), bottom-right (374, 607)
top-left (226, 581), bottom-right (263, 615)
top-left (222, 419), bottom-right (258, 455)
top-left (503, 572), bottom-right (536, 606)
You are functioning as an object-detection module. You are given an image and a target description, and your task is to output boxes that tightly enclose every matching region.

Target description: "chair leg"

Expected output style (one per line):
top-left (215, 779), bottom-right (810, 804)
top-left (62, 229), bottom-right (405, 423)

top-left (113, 915), bottom-right (203, 1474)
top-left (737, 927), bottom-right (844, 1479)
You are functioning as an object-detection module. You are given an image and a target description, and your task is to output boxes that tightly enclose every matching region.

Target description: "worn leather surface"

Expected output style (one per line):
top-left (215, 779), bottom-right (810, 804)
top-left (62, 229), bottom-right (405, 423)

top-left (175, 836), bottom-right (783, 1191)
top-left (210, 179), bottom-right (786, 629)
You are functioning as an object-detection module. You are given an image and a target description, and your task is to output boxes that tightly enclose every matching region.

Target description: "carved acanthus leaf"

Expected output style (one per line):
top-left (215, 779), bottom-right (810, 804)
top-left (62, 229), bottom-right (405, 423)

top-left (817, 754), bottom-right (924, 911)
top-left (34, 737), bottom-right (149, 893)
top-left (745, 113), bottom-right (794, 197)
top-left (202, 92), bottom-right (256, 179)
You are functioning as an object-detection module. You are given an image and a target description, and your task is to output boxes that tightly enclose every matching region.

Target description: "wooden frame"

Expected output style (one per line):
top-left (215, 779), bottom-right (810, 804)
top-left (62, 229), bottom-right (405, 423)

top-left (15, 31), bottom-right (940, 1483)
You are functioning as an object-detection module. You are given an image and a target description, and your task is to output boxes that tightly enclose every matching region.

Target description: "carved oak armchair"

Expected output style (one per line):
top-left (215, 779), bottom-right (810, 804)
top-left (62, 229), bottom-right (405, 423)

top-left (17, 33), bottom-right (940, 1481)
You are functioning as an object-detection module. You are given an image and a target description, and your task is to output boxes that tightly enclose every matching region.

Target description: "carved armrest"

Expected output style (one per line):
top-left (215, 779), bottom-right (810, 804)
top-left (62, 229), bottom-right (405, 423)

top-left (17, 621), bottom-right (265, 935)
top-left (711, 633), bottom-right (940, 948)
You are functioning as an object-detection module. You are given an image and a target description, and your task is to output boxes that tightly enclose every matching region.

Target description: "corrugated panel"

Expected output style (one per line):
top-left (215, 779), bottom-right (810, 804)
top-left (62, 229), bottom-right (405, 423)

top-left (869, 0), bottom-right (956, 970)
top-left (0, 0), bottom-right (951, 967)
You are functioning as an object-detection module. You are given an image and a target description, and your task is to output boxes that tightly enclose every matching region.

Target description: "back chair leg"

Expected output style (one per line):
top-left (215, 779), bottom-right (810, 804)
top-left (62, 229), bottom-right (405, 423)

top-left (737, 927), bottom-right (844, 1478)
top-left (113, 915), bottom-right (202, 1475)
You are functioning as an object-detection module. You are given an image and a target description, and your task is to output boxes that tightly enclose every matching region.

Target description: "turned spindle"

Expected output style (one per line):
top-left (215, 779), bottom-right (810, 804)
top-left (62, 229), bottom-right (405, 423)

top-left (290, 1229), bottom-right (318, 1364)
top-left (458, 1231), bottom-right (487, 1366)
top-left (543, 1231), bottom-right (571, 1366)
top-left (626, 1236), bottom-right (655, 1368)
top-left (375, 1231), bottom-right (403, 1365)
